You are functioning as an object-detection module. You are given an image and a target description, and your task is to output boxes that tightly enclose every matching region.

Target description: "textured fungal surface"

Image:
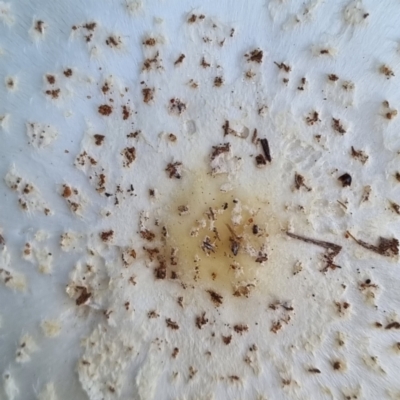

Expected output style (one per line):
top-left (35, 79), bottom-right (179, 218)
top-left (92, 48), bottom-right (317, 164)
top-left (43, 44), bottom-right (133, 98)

top-left (1, 0), bottom-right (400, 399)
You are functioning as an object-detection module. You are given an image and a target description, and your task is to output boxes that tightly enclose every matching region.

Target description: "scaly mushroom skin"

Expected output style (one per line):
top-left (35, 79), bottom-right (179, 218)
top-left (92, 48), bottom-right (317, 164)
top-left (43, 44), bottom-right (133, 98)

top-left (0, 1), bottom-right (399, 399)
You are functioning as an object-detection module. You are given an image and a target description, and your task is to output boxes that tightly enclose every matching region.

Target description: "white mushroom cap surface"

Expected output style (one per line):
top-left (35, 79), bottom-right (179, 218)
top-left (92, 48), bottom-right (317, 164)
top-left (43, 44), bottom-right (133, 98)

top-left (1, 0), bottom-right (400, 399)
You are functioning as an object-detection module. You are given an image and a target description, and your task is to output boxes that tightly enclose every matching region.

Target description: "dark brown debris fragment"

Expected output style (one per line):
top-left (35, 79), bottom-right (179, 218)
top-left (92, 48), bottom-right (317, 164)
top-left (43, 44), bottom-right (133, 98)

top-left (75, 286), bottom-right (92, 306)
top-left (201, 57), bottom-right (210, 68)
top-left (255, 154), bottom-right (267, 167)
top-left (143, 38), bottom-right (156, 46)
top-left (328, 74), bottom-right (339, 81)
top-left (148, 310), bottom-right (159, 318)
top-left (121, 147), bottom-right (136, 167)
top-left (222, 335), bottom-right (232, 345)
top-left (166, 318), bottom-right (179, 330)
top-left (100, 230), bottom-right (114, 242)
top-left (169, 98), bottom-right (186, 115)
top-left (286, 231), bottom-right (342, 271)
top-left (385, 322), bottom-right (400, 330)
top-left (35, 20), bottom-right (45, 33)
top-left (98, 104), bottom-right (112, 116)
top-left (63, 68), bottom-right (73, 77)
top-left (395, 172), bottom-right (400, 182)
top-left (379, 65), bottom-right (395, 79)
top-left (45, 89), bottom-right (60, 99)
top-left (233, 324), bottom-right (248, 334)
top-left (105, 35), bottom-right (121, 47)
top-left (346, 231), bottom-right (399, 257)
top-left (142, 87), bottom-right (154, 104)
top-left (351, 146), bottom-right (368, 164)
top-left (172, 348), bottom-right (179, 358)
top-left (332, 361), bottom-right (342, 370)
top-left (297, 77), bottom-right (306, 90)
top-left (308, 368), bottom-right (321, 374)
top-left (260, 138), bottom-right (272, 162)
top-left (46, 75), bottom-right (55, 84)
top-left (245, 49), bottom-right (263, 63)
top-left (207, 290), bottom-right (223, 306)
top-left (294, 173), bottom-right (311, 191)
top-left (214, 76), bottom-right (224, 87)
top-left (390, 201), bottom-right (400, 215)
top-left (140, 229), bottom-right (156, 241)
top-left (83, 22), bottom-right (97, 31)
top-left (94, 134), bottom-right (105, 146)
top-left (211, 143), bottom-right (230, 160)
top-left (196, 312), bottom-right (208, 329)
top-left (338, 173), bottom-right (352, 187)
top-left (306, 111), bottom-right (320, 126)
top-left (154, 261), bottom-right (167, 279)
top-left (174, 54), bottom-right (185, 65)
top-left (165, 162), bottom-right (182, 179)
top-left (274, 62), bottom-right (291, 72)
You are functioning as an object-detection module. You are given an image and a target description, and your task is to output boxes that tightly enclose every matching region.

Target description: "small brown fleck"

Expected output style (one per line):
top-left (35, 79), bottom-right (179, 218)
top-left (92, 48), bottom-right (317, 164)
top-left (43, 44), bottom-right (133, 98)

top-left (76, 286), bottom-right (92, 306)
top-left (308, 368), bottom-right (321, 374)
top-left (83, 22), bottom-right (97, 31)
top-left (46, 75), bottom-right (55, 84)
top-left (121, 147), bottom-right (136, 167)
top-left (306, 111), bottom-right (320, 126)
top-left (188, 14), bottom-right (197, 23)
top-left (222, 335), bottom-right (232, 345)
top-left (332, 361), bottom-right (342, 370)
top-left (395, 172), bottom-right (400, 183)
top-left (233, 324), bottom-right (248, 334)
top-left (93, 134), bottom-right (105, 146)
top-left (255, 154), bottom-right (267, 167)
top-left (140, 229), bottom-right (156, 241)
top-left (62, 185), bottom-right (72, 198)
top-left (98, 104), bottom-right (112, 116)
top-left (332, 118), bottom-right (346, 134)
top-left (168, 133), bottom-right (177, 142)
top-left (172, 347), bottom-right (179, 358)
top-left (379, 64), bottom-right (395, 79)
top-left (196, 312), bottom-right (208, 329)
top-left (214, 76), bottom-right (223, 87)
top-left (294, 173), bottom-right (311, 191)
top-left (386, 322), bottom-right (400, 330)
top-left (154, 262), bottom-right (166, 279)
top-left (166, 318), bottom-right (179, 330)
top-left (105, 35), bottom-right (121, 48)
top-left (174, 54), bottom-right (185, 65)
top-left (148, 310), bottom-right (159, 318)
top-left (274, 62), bottom-right (291, 72)
top-left (246, 49), bottom-right (263, 63)
top-left (165, 162), bottom-right (182, 179)
top-left (45, 89), bottom-right (60, 99)
top-left (142, 87), bottom-right (154, 104)
top-left (207, 290), bottom-right (223, 306)
top-left (351, 146), bottom-right (368, 164)
top-left (169, 98), bottom-right (186, 115)
top-left (100, 230), bottom-right (114, 242)
top-left (211, 143), bottom-right (230, 160)
top-left (143, 38), bottom-right (156, 46)
top-left (328, 74), bottom-right (339, 81)
top-left (35, 20), bottom-right (45, 33)
top-left (63, 68), bottom-right (73, 77)
top-left (200, 57), bottom-right (210, 68)
top-left (122, 105), bottom-right (130, 120)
